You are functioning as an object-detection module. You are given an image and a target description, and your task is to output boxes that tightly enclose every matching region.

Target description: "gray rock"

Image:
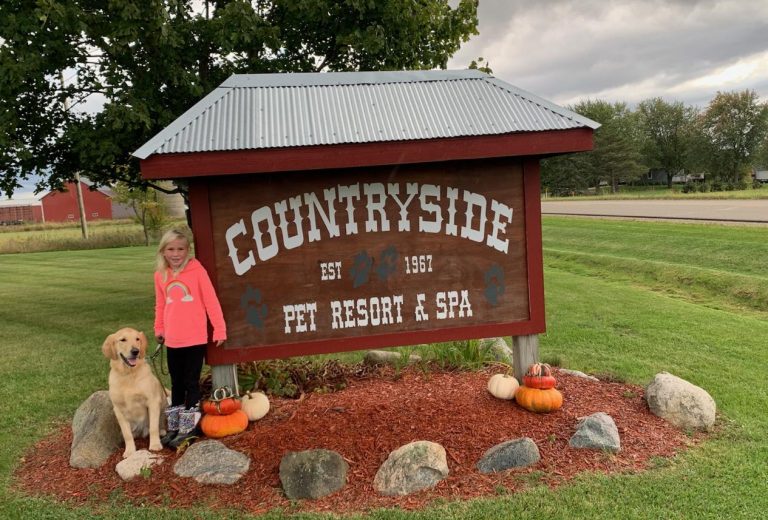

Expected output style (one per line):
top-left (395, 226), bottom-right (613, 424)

top-left (373, 441), bottom-right (449, 496)
top-left (279, 449), bottom-right (348, 500)
top-left (174, 440), bottom-right (250, 484)
top-left (363, 350), bottom-right (422, 366)
top-left (478, 337), bottom-right (514, 364)
top-left (558, 368), bottom-right (599, 382)
top-left (569, 412), bottom-right (621, 453)
top-left (476, 437), bottom-right (540, 474)
top-left (70, 391), bottom-right (123, 468)
top-left (645, 372), bottom-right (716, 431)
top-left (115, 449), bottom-right (163, 481)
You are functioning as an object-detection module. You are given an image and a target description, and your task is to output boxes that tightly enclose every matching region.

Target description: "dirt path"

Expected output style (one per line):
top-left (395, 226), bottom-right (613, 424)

top-left (541, 199), bottom-right (768, 224)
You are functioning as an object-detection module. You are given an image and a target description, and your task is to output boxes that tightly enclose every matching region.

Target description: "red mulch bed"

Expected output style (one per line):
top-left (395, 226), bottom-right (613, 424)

top-left (14, 367), bottom-right (700, 515)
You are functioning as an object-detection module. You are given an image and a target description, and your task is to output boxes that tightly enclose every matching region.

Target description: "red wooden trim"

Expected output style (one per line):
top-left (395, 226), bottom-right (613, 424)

top-left (188, 181), bottom-right (221, 351)
top-left (188, 181), bottom-right (216, 276)
top-left (206, 320), bottom-right (542, 365)
top-left (522, 159), bottom-right (547, 332)
top-left (140, 129), bottom-right (594, 180)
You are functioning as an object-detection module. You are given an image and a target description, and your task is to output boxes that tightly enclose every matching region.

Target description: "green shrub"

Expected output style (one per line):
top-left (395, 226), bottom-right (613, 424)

top-left (681, 181), bottom-right (696, 193)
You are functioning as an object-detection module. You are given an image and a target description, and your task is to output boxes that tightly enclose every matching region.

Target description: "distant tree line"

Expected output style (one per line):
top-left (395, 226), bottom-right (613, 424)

top-left (542, 91), bottom-right (768, 195)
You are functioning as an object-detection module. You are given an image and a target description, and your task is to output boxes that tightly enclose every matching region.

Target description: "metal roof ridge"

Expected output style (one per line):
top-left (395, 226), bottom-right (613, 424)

top-left (220, 69), bottom-right (487, 88)
top-left (484, 77), bottom-right (601, 130)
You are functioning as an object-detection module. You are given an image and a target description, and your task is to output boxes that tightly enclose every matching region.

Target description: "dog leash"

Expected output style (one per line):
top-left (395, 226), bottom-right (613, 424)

top-left (150, 342), bottom-right (168, 376)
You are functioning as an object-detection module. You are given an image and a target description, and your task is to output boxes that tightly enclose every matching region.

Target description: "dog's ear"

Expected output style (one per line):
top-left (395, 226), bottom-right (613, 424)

top-left (138, 331), bottom-right (148, 357)
top-left (101, 334), bottom-right (117, 360)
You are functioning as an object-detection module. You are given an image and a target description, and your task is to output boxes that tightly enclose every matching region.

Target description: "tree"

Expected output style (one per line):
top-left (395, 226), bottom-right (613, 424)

top-left (698, 90), bottom-right (768, 184)
top-left (112, 182), bottom-right (169, 246)
top-left (468, 56), bottom-right (492, 74)
top-left (0, 0), bottom-right (479, 198)
top-left (637, 98), bottom-right (698, 189)
top-left (756, 137), bottom-right (768, 169)
top-left (540, 153), bottom-right (592, 196)
top-left (542, 100), bottom-right (646, 194)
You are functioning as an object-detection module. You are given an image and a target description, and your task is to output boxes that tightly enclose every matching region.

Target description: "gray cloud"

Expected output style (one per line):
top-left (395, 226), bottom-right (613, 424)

top-left (449, 0), bottom-right (768, 107)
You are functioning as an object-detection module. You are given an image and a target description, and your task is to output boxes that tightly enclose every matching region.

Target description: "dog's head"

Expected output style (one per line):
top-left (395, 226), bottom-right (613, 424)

top-left (102, 328), bottom-right (148, 369)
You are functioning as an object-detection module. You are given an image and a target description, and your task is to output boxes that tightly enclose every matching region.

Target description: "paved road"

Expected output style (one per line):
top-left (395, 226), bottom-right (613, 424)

top-left (541, 199), bottom-right (768, 224)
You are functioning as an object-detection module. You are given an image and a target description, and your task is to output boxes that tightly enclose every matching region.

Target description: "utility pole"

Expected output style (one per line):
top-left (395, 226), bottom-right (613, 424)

top-left (59, 71), bottom-right (89, 239)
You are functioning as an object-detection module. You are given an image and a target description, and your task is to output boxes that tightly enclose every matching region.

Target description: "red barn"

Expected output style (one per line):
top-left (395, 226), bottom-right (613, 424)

top-left (0, 198), bottom-right (44, 224)
top-left (40, 179), bottom-right (112, 222)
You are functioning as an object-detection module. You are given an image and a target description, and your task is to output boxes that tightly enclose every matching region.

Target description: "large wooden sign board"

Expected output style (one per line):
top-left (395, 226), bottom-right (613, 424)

top-left (190, 157), bottom-right (545, 365)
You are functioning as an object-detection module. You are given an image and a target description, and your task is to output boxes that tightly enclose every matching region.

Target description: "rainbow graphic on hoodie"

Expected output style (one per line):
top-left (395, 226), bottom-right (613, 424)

top-left (166, 280), bottom-right (194, 304)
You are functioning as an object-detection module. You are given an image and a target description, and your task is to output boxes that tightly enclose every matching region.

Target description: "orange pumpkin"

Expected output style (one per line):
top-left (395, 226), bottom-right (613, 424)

top-left (202, 396), bottom-right (241, 416)
top-left (200, 409), bottom-right (249, 438)
top-left (522, 363), bottom-right (557, 389)
top-left (202, 386), bottom-right (242, 415)
top-left (515, 386), bottom-right (563, 413)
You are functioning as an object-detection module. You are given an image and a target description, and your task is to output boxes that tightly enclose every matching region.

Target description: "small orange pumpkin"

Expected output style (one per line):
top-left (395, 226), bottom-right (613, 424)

top-left (202, 387), bottom-right (242, 415)
top-left (522, 363), bottom-right (557, 389)
top-left (515, 386), bottom-right (563, 413)
top-left (200, 409), bottom-right (249, 438)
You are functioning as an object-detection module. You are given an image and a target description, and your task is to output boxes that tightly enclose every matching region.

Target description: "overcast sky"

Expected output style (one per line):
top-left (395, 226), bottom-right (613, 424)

top-left (13, 0), bottom-right (768, 193)
top-left (448, 0), bottom-right (768, 108)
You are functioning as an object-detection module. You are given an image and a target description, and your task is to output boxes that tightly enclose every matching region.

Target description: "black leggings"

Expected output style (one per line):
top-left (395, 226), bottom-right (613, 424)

top-left (167, 345), bottom-right (206, 409)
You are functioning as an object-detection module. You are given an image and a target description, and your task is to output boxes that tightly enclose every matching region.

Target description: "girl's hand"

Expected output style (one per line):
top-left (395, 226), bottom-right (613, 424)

top-left (215, 339), bottom-right (225, 347)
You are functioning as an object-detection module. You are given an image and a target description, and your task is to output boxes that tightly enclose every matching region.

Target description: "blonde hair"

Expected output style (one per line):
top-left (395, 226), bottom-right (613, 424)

top-left (156, 228), bottom-right (193, 279)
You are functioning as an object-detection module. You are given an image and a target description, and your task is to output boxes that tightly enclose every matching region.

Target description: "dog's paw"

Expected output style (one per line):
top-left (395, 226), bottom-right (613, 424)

top-left (122, 448), bottom-right (136, 459)
top-left (149, 441), bottom-right (163, 452)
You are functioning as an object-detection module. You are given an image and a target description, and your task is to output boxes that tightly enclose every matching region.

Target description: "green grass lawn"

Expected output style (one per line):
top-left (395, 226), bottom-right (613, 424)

top-left (1, 218), bottom-right (767, 518)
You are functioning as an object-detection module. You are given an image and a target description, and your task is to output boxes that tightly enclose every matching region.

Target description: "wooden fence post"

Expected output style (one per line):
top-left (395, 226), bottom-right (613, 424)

top-left (512, 334), bottom-right (539, 381)
top-left (211, 364), bottom-right (239, 395)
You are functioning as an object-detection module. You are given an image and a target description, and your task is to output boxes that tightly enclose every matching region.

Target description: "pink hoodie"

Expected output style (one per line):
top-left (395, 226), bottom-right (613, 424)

top-left (154, 258), bottom-right (227, 347)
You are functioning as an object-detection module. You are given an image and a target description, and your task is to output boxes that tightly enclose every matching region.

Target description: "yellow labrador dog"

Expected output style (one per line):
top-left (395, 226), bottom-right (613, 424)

top-left (102, 328), bottom-right (166, 458)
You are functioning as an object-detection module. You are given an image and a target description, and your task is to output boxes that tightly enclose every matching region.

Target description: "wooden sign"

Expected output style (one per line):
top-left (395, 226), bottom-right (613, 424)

top-left (190, 157), bottom-right (545, 365)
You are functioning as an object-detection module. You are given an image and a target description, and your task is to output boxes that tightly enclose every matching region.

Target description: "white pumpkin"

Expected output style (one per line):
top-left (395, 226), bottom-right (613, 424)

top-left (241, 390), bottom-right (270, 421)
top-left (487, 373), bottom-right (519, 400)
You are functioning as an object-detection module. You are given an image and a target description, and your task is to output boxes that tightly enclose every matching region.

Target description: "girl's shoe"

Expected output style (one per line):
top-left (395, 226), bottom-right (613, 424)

top-left (168, 407), bottom-right (201, 448)
top-left (162, 405), bottom-right (184, 446)
top-left (161, 429), bottom-right (178, 446)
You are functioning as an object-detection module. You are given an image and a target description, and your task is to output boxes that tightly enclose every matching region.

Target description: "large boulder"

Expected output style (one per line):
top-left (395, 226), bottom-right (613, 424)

top-left (174, 440), bottom-right (250, 484)
top-left (70, 391), bottom-right (122, 468)
top-left (373, 441), bottom-right (449, 496)
top-left (569, 412), bottom-right (621, 453)
top-left (645, 372), bottom-right (716, 431)
top-left (476, 437), bottom-right (540, 474)
top-left (279, 449), bottom-right (348, 500)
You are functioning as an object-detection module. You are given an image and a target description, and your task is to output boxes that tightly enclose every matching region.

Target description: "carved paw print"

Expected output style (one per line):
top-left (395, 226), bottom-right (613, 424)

top-left (484, 264), bottom-right (505, 306)
top-left (350, 251), bottom-right (373, 288)
top-left (375, 245), bottom-right (399, 281)
top-left (240, 285), bottom-right (268, 329)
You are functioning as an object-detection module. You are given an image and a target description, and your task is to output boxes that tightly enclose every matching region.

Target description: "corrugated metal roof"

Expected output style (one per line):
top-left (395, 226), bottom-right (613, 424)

top-left (0, 193), bottom-right (42, 207)
top-left (133, 70), bottom-right (599, 159)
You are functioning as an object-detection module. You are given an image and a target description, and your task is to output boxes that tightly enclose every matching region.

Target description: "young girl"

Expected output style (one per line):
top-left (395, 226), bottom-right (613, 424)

top-left (154, 228), bottom-right (226, 447)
